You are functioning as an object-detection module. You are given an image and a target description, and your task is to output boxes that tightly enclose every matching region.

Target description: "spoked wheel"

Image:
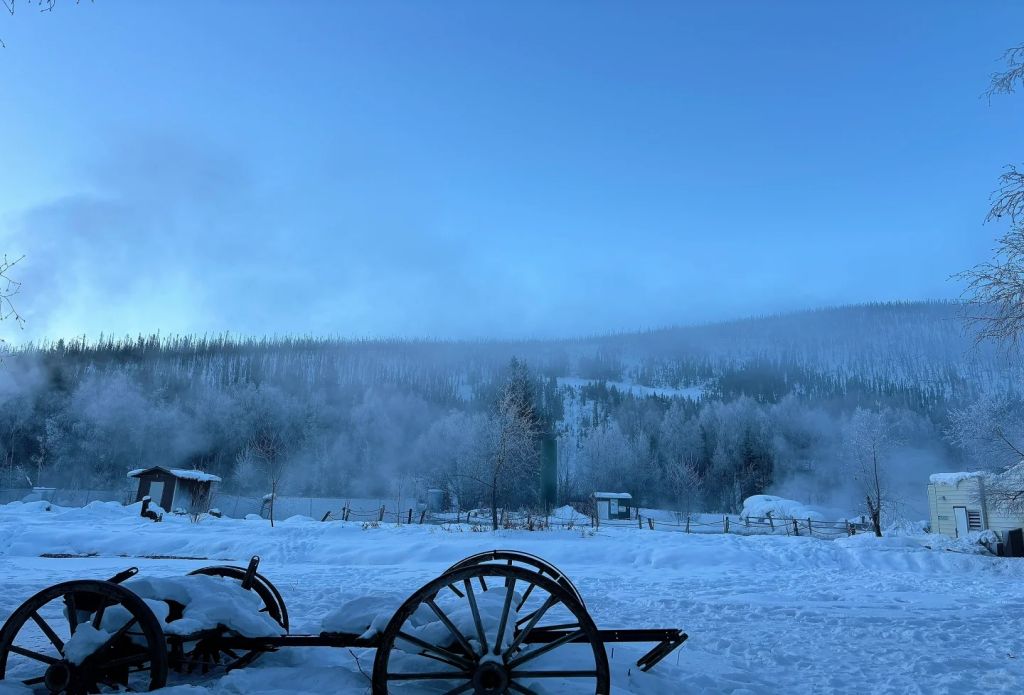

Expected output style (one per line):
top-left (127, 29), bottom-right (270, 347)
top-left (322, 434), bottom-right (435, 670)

top-left (445, 550), bottom-right (586, 609)
top-left (187, 565), bottom-right (289, 631)
top-left (371, 564), bottom-right (609, 694)
top-left (0, 580), bottom-right (168, 693)
top-left (175, 564), bottom-right (289, 672)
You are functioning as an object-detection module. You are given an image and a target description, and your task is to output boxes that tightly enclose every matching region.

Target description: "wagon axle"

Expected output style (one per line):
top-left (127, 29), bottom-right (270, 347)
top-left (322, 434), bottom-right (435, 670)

top-left (0, 550), bottom-right (688, 694)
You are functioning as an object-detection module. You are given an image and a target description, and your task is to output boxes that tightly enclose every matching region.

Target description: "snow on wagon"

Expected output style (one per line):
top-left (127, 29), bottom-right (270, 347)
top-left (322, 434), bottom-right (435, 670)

top-left (0, 551), bottom-right (687, 694)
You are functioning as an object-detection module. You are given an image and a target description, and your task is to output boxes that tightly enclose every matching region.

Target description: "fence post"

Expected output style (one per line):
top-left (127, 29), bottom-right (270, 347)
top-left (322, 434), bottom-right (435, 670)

top-left (379, 506), bottom-right (385, 522)
top-left (744, 516), bottom-right (749, 528)
top-left (685, 516), bottom-right (690, 533)
top-left (767, 512), bottom-right (774, 531)
top-left (723, 516), bottom-right (730, 534)
top-left (638, 515), bottom-right (643, 529)
top-left (807, 517), bottom-right (813, 536)
top-left (408, 509), bottom-right (413, 525)
top-left (419, 510), bottom-right (426, 524)
top-left (792, 519), bottom-right (799, 536)
top-left (647, 517), bottom-right (654, 530)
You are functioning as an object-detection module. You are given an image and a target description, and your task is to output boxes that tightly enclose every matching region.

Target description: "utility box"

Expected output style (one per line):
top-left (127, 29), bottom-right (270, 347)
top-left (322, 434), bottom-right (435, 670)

top-left (593, 492), bottom-right (633, 521)
top-left (1006, 528), bottom-right (1024, 558)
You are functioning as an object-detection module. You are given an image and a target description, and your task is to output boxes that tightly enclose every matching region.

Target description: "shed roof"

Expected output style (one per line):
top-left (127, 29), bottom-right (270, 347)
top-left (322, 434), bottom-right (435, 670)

top-left (127, 466), bottom-right (222, 483)
top-left (594, 492), bottom-right (632, 500)
top-left (928, 471), bottom-right (984, 486)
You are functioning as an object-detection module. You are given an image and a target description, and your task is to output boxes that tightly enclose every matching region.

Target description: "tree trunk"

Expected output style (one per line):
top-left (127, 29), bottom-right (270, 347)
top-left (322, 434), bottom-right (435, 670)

top-left (866, 494), bottom-right (881, 537)
top-left (269, 480), bottom-right (277, 528)
top-left (491, 482), bottom-right (498, 531)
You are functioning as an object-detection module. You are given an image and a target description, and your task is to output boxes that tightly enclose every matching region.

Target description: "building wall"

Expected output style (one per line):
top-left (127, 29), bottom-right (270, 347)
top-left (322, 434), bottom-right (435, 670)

top-left (167, 480), bottom-right (217, 514)
top-left (927, 484), bottom-right (939, 533)
top-left (928, 477), bottom-right (1024, 539)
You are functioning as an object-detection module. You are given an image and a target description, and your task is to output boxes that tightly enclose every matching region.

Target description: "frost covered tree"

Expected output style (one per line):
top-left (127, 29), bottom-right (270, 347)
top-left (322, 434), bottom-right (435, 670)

top-left (946, 393), bottom-right (1024, 515)
top-left (239, 419), bottom-right (289, 527)
top-left (479, 371), bottom-right (540, 530)
top-left (946, 392), bottom-right (1024, 466)
top-left (578, 421), bottom-right (637, 495)
top-left (960, 43), bottom-right (1024, 349)
top-left (665, 454), bottom-right (703, 521)
top-left (234, 387), bottom-right (303, 527)
top-left (842, 408), bottom-right (894, 537)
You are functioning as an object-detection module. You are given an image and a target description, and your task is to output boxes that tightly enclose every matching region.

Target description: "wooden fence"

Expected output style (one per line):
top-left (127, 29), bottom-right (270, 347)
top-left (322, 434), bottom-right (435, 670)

top-left (0, 488), bottom-right (869, 540)
top-left (323, 505), bottom-right (870, 540)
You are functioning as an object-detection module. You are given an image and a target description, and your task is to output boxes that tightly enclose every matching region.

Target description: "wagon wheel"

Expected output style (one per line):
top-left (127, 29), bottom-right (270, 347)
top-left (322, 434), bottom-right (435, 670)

top-left (177, 564), bottom-right (289, 672)
top-left (372, 564), bottom-right (609, 694)
top-left (445, 550), bottom-right (587, 608)
top-left (0, 579), bottom-right (168, 693)
top-left (187, 565), bottom-right (289, 631)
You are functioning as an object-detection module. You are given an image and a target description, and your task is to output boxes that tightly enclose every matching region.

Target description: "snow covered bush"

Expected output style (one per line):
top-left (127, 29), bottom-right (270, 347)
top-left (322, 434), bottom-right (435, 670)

top-left (740, 495), bottom-right (824, 522)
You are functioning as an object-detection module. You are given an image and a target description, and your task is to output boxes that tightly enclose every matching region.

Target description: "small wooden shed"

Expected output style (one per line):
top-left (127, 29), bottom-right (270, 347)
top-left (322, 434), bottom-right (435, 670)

top-left (927, 470), bottom-right (1024, 540)
top-left (594, 491), bottom-right (633, 520)
top-left (128, 467), bottom-right (221, 514)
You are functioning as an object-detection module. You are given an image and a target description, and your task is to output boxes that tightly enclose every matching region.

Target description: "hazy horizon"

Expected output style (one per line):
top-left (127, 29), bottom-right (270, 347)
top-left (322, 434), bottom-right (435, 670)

top-left (2, 297), bottom-right (960, 346)
top-left (3, 2), bottom-right (1022, 342)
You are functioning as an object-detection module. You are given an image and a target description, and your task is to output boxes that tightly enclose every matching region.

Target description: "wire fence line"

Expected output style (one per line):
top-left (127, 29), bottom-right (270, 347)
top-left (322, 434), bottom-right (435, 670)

top-left (596, 514), bottom-right (872, 540)
top-left (325, 505), bottom-right (872, 541)
top-left (0, 487), bottom-right (128, 507)
top-left (1, 488), bottom-right (869, 541)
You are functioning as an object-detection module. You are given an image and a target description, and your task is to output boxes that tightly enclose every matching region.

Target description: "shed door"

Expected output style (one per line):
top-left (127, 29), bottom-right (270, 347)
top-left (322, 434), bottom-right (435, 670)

top-left (148, 482), bottom-right (165, 510)
top-left (953, 506), bottom-right (969, 538)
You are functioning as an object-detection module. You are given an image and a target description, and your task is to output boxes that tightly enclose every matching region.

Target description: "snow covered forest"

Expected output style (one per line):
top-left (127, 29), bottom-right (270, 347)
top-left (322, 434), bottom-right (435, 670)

top-left (0, 300), bottom-right (1016, 518)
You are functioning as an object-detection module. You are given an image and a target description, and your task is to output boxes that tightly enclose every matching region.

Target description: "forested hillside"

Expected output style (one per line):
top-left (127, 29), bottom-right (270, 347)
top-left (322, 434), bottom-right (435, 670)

top-left (0, 301), bottom-right (1014, 517)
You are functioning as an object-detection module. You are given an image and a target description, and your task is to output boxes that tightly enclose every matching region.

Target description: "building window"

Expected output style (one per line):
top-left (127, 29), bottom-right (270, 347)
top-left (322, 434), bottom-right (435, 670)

top-left (967, 510), bottom-right (982, 531)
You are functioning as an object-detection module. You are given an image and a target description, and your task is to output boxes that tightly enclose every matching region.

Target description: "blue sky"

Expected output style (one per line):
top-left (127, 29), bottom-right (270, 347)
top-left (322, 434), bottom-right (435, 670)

top-left (1, 1), bottom-right (1023, 341)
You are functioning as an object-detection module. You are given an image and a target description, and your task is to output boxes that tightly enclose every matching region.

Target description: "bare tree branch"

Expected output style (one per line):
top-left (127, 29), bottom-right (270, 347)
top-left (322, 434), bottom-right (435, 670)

top-left (0, 254), bottom-right (25, 335)
top-left (958, 42), bottom-right (1024, 351)
top-left (2, 0), bottom-right (88, 48)
top-left (986, 43), bottom-right (1024, 101)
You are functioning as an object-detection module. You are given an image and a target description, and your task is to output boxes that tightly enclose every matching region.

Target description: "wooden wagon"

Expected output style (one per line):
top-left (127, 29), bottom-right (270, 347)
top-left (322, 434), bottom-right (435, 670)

top-left (0, 550), bottom-right (687, 694)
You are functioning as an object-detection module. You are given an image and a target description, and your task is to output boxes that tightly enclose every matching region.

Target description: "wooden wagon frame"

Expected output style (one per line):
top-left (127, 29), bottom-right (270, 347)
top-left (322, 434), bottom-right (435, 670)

top-left (0, 550), bottom-right (687, 694)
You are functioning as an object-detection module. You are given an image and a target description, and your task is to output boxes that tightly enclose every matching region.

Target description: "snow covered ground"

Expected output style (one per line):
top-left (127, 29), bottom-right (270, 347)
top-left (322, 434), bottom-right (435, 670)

top-left (1, 501), bottom-right (1022, 694)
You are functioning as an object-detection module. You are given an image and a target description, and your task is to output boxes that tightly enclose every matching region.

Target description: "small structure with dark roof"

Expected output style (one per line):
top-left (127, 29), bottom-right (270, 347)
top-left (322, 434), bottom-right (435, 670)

top-left (594, 491), bottom-right (633, 520)
top-left (128, 466), bottom-right (221, 514)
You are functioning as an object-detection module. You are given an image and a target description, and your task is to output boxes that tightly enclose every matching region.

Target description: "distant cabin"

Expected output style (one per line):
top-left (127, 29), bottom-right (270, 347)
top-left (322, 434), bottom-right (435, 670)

top-left (128, 467), bottom-right (221, 514)
top-left (927, 471), bottom-right (1024, 540)
top-left (594, 491), bottom-right (633, 520)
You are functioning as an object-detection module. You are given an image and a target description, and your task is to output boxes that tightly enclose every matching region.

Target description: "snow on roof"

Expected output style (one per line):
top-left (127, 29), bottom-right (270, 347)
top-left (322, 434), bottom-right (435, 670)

top-left (127, 467), bottom-right (222, 483)
top-left (594, 492), bottom-right (632, 499)
top-left (929, 471), bottom-right (984, 486)
top-left (170, 469), bottom-right (222, 482)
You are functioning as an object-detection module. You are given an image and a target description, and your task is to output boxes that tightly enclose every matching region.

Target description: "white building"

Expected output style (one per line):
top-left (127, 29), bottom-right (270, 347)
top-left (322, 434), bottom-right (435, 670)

top-left (927, 471), bottom-right (1024, 540)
